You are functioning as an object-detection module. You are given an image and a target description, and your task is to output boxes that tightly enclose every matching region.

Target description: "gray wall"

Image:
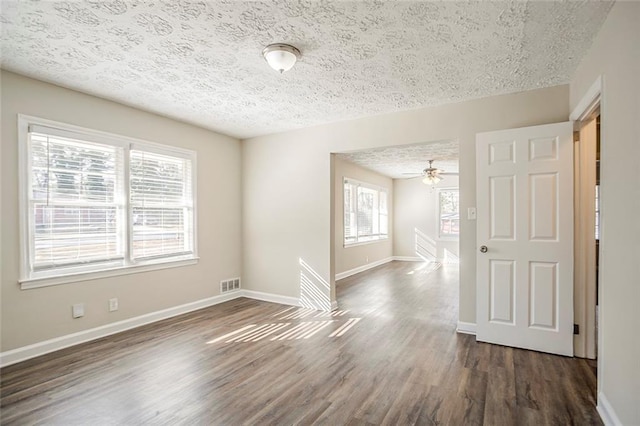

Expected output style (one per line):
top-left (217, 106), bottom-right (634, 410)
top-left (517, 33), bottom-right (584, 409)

top-left (1, 71), bottom-right (243, 351)
top-left (569, 2), bottom-right (640, 423)
top-left (242, 84), bottom-right (569, 318)
top-left (333, 156), bottom-right (393, 276)
top-left (393, 176), bottom-right (459, 262)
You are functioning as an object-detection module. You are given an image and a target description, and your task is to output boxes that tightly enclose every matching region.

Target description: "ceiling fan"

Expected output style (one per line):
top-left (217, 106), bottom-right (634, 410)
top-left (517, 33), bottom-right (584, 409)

top-left (402, 160), bottom-right (458, 185)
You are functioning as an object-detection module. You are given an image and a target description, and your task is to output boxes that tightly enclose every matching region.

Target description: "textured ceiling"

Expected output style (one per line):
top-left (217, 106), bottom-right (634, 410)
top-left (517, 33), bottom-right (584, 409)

top-left (1, 1), bottom-right (613, 139)
top-left (336, 140), bottom-right (458, 179)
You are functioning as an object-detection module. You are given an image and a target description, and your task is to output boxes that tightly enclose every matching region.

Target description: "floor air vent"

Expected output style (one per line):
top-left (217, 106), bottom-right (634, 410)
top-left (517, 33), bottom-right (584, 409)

top-left (221, 277), bottom-right (241, 293)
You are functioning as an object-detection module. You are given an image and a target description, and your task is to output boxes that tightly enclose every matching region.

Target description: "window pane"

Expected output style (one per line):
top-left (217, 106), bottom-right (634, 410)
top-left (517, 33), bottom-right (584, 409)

top-left (130, 150), bottom-right (193, 260)
top-left (132, 207), bottom-right (189, 259)
top-left (357, 187), bottom-right (374, 238)
top-left (29, 132), bottom-right (125, 271)
top-left (344, 182), bottom-right (357, 243)
top-left (33, 205), bottom-right (122, 269)
top-left (439, 190), bottom-right (460, 237)
top-left (379, 191), bottom-right (388, 236)
top-left (343, 179), bottom-right (389, 245)
top-left (24, 122), bottom-right (197, 281)
top-left (30, 133), bottom-right (120, 202)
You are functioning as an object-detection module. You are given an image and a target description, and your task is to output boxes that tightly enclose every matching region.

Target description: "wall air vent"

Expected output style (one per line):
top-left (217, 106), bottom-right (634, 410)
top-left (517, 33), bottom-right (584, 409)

top-left (220, 277), bottom-right (241, 293)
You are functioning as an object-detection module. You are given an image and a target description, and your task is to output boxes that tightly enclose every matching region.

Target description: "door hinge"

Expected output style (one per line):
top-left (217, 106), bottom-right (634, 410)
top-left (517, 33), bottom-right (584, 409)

top-left (573, 324), bottom-right (580, 335)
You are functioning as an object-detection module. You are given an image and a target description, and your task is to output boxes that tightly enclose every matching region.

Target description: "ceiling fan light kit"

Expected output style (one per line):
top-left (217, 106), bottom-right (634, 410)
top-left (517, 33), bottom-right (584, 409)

top-left (262, 43), bottom-right (301, 73)
top-left (422, 174), bottom-right (441, 185)
top-left (422, 160), bottom-right (444, 186)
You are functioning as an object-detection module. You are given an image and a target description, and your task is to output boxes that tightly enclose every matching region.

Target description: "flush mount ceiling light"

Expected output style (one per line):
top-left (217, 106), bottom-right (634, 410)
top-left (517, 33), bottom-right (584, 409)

top-left (262, 43), bottom-right (301, 73)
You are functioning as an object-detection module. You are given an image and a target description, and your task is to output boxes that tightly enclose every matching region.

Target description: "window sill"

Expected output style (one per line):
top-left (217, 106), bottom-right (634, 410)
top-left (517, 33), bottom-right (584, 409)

top-left (344, 238), bottom-right (389, 248)
top-left (19, 257), bottom-right (199, 290)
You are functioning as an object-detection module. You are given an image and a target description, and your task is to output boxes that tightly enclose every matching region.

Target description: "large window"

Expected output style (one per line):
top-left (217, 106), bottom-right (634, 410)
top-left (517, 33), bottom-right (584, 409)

top-left (344, 178), bottom-right (388, 245)
top-left (20, 116), bottom-right (196, 286)
top-left (438, 188), bottom-right (459, 238)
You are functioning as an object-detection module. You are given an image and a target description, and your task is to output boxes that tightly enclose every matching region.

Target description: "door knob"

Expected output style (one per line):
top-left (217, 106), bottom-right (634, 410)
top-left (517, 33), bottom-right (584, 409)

top-left (480, 245), bottom-right (488, 253)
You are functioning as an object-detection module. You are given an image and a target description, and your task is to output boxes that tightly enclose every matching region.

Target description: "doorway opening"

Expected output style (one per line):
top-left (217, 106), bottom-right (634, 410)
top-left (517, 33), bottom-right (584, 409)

top-left (574, 107), bottom-right (600, 361)
top-left (330, 140), bottom-right (460, 306)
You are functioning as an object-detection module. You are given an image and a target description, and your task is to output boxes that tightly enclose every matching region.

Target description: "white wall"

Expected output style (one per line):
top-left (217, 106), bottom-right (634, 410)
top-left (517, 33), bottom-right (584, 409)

top-left (570, 3), bottom-right (640, 424)
top-left (393, 176), bottom-right (459, 262)
top-left (0, 71), bottom-right (242, 352)
top-left (333, 156), bottom-right (393, 276)
top-left (242, 85), bottom-right (569, 319)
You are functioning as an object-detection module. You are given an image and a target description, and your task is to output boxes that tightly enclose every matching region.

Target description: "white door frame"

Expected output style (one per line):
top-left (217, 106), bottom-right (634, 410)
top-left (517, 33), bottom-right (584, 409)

top-left (573, 112), bottom-right (599, 360)
top-left (569, 76), bottom-right (606, 362)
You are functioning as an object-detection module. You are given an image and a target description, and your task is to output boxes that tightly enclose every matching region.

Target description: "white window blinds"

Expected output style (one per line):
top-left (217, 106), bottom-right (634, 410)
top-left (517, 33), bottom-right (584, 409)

top-left (28, 127), bottom-right (125, 271)
top-left (343, 179), bottom-right (389, 245)
top-left (22, 119), bottom-right (197, 282)
top-left (130, 149), bottom-right (194, 260)
top-left (344, 183), bottom-right (357, 243)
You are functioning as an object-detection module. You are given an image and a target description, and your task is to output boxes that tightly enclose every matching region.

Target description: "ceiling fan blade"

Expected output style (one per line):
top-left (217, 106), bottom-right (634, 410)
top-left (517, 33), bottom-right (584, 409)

top-left (399, 162), bottom-right (459, 179)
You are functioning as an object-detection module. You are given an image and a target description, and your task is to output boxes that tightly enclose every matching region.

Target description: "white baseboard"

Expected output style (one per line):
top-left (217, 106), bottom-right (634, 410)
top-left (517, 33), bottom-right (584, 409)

top-left (0, 291), bottom-right (242, 368)
top-left (241, 289), bottom-right (300, 307)
top-left (331, 300), bottom-right (339, 311)
top-left (0, 289), bottom-right (303, 368)
top-left (335, 257), bottom-right (394, 280)
top-left (392, 256), bottom-right (425, 262)
top-left (456, 321), bottom-right (477, 335)
top-left (597, 392), bottom-right (622, 426)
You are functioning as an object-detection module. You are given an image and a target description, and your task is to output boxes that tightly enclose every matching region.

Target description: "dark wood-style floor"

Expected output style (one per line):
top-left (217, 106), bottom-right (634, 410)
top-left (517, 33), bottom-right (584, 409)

top-left (1, 261), bottom-right (600, 425)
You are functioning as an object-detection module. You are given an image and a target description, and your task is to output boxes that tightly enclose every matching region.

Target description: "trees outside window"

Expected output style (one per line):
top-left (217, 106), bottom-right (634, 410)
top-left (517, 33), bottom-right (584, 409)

top-left (344, 178), bottom-right (388, 245)
top-left (21, 117), bottom-right (196, 283)
top-left (438, 189), bottom-right (459, 238)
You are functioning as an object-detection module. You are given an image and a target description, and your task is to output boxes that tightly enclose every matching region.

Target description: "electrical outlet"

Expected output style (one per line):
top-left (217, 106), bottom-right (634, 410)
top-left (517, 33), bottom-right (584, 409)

top-left (109, 298), bottom-right (119, 312)
top-left (72, 303), bottom-right (85, 318)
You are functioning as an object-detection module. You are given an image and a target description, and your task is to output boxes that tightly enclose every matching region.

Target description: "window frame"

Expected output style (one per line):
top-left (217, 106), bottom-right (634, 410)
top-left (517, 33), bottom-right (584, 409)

top-left (436, 187), bottom-right (460, 240)
top-left (128, 144), bottom-right (195, 262)
top-left (18, 115), bottom-right (198, 289)
top-left (343, 177), bottom-right (389, 247)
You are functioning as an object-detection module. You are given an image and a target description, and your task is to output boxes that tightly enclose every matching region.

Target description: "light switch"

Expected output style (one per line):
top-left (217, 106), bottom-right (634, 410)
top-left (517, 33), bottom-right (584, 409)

top-left (468, 207), bottom-right (477, 220)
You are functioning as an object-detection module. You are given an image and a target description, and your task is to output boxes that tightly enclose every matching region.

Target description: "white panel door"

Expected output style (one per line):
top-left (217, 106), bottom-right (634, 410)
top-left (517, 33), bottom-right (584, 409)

top-left (476, 122), bottom-right (573, 356)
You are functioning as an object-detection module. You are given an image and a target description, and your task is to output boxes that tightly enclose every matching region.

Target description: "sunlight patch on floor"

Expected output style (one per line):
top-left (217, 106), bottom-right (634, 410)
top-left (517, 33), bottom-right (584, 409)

top-left (270, 320), bottom-right (334, 340)
top-left (206, 324), bottom-right (257, 344)
top-left (315, 309), bottom-right (349, 318)
top-left (207, 307), bottom-right (363, 344)
top-left (279, 307), bottom-right (317, 320)
top-left (407, 262), bottom-right (442, 275)
top-left (272, 306), bottom-right (296, 317)
top-left (328, 318), bottom-right (361, 337)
